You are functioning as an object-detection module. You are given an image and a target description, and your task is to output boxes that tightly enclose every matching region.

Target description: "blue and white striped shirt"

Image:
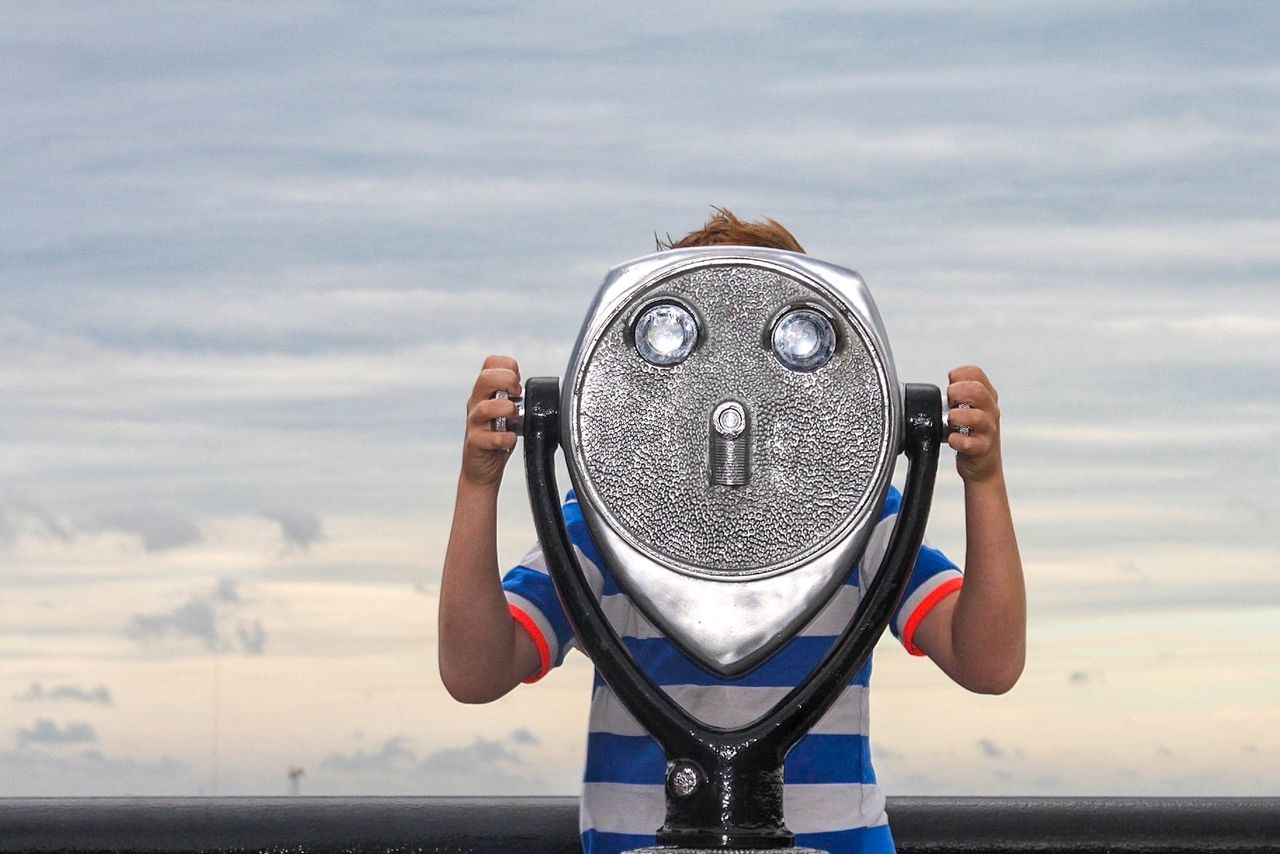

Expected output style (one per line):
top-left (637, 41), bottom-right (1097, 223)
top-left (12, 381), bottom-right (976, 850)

top-left (503, 488), bottom-right (962, 854)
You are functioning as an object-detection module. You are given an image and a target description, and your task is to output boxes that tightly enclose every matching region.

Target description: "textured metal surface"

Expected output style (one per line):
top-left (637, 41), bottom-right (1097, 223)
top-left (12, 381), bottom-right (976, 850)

top-left (559, 248), bottom-right (902, 676)
top-left (4, 797), bottom-right (1278, 853)
top-left (574, 263), bottom-right (888, 576)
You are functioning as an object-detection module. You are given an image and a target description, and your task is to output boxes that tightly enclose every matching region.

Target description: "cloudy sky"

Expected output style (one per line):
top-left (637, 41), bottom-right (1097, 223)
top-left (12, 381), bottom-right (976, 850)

top-left (1, 2), bottom-right (1277, 798)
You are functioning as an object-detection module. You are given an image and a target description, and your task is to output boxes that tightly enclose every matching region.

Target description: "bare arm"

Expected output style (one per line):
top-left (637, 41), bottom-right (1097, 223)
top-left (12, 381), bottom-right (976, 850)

top-left (912, 366), bottom-right (1026, 694)
top-left (437, 356), bottom-right (542, 704)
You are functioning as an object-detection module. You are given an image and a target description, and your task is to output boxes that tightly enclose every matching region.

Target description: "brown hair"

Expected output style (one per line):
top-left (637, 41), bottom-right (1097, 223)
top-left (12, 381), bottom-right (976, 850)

top-left (658, 207), bottom-right (805, 254)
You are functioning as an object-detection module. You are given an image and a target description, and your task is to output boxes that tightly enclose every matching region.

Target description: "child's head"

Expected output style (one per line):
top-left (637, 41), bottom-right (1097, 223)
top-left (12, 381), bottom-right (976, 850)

top-left (659, 207), bottom-right (805, 254)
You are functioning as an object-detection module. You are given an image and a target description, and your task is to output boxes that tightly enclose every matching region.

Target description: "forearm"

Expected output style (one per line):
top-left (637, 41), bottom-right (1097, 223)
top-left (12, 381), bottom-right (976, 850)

top-left (437, 477), bottom-right (537, 703)
top-left (949, 471), bottom-right (1026, 693)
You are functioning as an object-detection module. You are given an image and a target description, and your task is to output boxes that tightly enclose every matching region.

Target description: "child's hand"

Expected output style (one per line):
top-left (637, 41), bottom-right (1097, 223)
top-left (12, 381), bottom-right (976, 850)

top-left (946, 365), bottom-right (1003, 484)
top-left (462, 355), bottom-right (523, 488)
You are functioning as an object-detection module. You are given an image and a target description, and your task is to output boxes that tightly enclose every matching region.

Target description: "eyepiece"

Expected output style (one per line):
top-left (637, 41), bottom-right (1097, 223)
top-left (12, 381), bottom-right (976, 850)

top-left (634, 301), bottom-right (699, 366)
top-left (771, 308), bottom-right (836, 371)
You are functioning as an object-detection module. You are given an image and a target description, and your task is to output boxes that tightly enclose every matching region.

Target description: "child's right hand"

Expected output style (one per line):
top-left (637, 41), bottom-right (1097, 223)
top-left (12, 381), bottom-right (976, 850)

top-left (461, 355), bottom-right (523, 488)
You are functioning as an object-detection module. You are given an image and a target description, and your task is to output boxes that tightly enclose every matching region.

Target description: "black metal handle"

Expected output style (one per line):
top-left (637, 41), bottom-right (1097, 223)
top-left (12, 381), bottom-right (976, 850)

top-left (523, 378), bottom-right (700, 753)
top-left (523, 377), bottom-right (943, 850)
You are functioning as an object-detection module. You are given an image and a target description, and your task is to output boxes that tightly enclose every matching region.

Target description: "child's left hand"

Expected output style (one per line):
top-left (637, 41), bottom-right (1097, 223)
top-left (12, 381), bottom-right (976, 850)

top-left (946, 365), bottom-right (1003, 484)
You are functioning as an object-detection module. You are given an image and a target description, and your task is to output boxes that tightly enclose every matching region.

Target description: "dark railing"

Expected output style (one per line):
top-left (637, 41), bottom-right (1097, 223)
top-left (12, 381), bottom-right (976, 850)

top-left (1, 797), bottom-right (1278, 853)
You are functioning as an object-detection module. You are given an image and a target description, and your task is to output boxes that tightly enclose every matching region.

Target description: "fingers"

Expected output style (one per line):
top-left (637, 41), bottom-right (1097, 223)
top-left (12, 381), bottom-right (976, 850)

top-left (470, 356), bottom-right (522, 406)
top-left (948, 365), bottom-right (998, 403)
top-left (946, 406), bottom-right (995, 456)
top-left (471, 368), bottom-right (521, 405)
top-left (458, 357), bottom-right (522, 486)
top-left (947, 366), bottom-right (1000, 444)
top-left (468, 428), bottom-right (518, 454)
top-left (946, 365), bottom-right (1004, 482)
top-left (483, 354), bottom-right (519, 372)
top-left (947, 379), bottom-right (997, 414)
top-left (468, 397), bottom-right (519, 429)
top-left (463, 397), bottom-right (519, 476)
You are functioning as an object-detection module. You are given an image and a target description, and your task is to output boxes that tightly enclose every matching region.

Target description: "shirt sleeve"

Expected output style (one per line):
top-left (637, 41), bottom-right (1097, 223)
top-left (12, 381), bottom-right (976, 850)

top-left (501, 491), bottom-right (603, 682)
top-left (858, 486), bottom-right (964, 657)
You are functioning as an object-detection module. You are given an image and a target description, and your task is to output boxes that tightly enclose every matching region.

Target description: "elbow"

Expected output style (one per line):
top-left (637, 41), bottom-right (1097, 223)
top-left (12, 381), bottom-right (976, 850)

top-left (949, 638), bottom-right (1025, 694)
top-left (440, 670), bottom-right (505, 705)
top-left (969, 672), bottom-right (1020, 696)
top-left (963, 655), bottom-right (1024, 695)
top-left (438, 656), bottom-right (510, 705)
top-left (444, 682), bottom-right (500, 705)
top-left (437, 621), bottom-right (532, 704)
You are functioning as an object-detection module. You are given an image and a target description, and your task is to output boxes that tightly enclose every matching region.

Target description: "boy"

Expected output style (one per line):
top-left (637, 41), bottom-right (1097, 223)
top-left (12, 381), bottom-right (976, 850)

top-left (438, 210), bottom-right (1025, 853)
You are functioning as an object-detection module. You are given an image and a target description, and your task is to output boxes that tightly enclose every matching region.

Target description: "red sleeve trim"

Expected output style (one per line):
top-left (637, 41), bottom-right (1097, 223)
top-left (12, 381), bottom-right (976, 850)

top-left (509, 604), bottom-right (551, 684)
top-left (902, 577), bottom-right (963, 657)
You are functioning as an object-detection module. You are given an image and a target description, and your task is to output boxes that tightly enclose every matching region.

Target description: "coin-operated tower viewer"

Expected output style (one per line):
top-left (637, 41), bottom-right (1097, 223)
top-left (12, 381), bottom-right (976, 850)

top-left (441, 233), bottom-right (1025, 854)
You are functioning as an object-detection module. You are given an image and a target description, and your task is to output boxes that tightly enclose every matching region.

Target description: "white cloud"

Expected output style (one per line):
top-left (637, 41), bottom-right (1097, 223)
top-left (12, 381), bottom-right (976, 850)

top-left (1107, 313), bottom-right (1280, 339)
top-left (83, 508), bottom-right (202, 553)
top-left (125, 579), bottom-right (268, 656)
top-left (0, 747), bottom-right (190, 797)
top-left (976, 738), bottom-right (1006, 759)
top-left (960, 220), bottom-right (1280, 265)
top-left (318, 729), bottom-right (553, 795)
top-left (16, 719), bottom-right (97, 747)
top-left (261, 507), bottom-right (324, 553)
top-left (15, 683), bottom-right (113, 706)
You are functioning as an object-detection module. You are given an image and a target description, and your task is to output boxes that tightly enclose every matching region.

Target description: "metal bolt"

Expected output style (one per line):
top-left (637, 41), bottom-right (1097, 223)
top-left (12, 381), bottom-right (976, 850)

top-left (668, 762), bottom-right (701, 799)
top-left (709, 401), bottom-right (749, 487)
top-left (712, 401), bottom-right (746, 438)
top-left (490, 390), bottom-right (524, 434)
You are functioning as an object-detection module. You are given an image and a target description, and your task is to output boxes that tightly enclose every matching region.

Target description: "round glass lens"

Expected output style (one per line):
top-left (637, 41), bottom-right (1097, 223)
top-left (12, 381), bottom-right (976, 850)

top-left (635, 303), bottom-right (698, 366)
top-left (772, 308), bottom-right (836, 371)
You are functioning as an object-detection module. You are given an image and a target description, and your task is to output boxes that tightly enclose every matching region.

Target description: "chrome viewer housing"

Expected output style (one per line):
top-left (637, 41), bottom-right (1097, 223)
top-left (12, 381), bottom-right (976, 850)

top-left (560, 247), bottom-right (902, 676)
